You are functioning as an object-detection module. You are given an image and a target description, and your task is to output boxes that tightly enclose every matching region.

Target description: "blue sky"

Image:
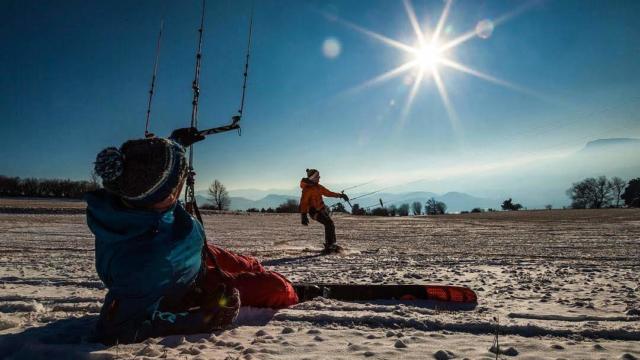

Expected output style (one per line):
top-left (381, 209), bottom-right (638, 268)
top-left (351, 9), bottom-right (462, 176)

top-left (1, 0), bottom-right (639, 192)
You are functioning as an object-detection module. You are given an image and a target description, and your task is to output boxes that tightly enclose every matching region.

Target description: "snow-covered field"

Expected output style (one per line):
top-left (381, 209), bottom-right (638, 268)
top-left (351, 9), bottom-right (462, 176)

top-left (0, 199), bottom-right (639, 359)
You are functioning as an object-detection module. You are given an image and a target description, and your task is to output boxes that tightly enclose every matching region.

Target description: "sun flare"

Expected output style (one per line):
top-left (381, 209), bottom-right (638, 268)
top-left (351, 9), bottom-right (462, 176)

top-left (416, 42), bottom-right (442, 70)
top-left (328, 0), bottom-right (538, 129)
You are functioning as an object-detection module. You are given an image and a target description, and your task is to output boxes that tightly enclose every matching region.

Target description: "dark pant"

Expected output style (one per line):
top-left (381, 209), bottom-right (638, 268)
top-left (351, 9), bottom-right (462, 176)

top-left (310, 207), bottom-right (336, 248)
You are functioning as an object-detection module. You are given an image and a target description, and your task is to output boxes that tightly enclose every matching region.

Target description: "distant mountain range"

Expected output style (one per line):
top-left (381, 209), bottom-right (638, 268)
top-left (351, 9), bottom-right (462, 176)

top-left (581, 138), bottom-right (640, 151)
top-left (197, 138), bottom-right (639, 212)
top-left (196, 194), bottom-right (298, 211)
top-left (197, 191), bottom-right (499, 213)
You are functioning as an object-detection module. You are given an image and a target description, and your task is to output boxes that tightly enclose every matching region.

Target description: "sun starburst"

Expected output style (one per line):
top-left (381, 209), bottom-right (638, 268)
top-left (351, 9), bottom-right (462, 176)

top-left (325, 0), bottom-right (540, 130)
top-left (416, 42), bottom-right (442, 70)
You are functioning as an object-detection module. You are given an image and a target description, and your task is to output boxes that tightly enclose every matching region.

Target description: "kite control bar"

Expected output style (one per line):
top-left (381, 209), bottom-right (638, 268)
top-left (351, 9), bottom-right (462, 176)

top-left (197, 115), bottom-right (241, 137)
top-left (169, 115), bottom-right (241, 148)
top-left (341, 190), bottom-right (353, 209)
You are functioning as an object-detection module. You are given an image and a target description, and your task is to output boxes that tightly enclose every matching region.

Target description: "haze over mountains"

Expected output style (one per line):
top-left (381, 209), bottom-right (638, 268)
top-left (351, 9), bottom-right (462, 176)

top-left (197, 191), bottom-right (499, 213)
top-left (197, 138), bottom-right (640, 212)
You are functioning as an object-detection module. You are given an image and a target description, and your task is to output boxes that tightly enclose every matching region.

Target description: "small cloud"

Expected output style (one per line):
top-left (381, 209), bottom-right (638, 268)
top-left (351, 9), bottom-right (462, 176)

top-left (322, 37), bottom-right (342, 59)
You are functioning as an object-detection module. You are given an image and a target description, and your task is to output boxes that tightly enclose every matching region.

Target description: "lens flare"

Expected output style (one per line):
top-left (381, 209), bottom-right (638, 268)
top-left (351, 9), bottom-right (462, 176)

top-left (322, 37), bottom-right (342, 59)
top-left (475, 20), bottom-right (494, 39)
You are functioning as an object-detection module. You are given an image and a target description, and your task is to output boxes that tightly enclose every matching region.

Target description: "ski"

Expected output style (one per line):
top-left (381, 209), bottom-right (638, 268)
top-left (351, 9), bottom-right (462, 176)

top-left (293, 284), bottom-right (477, 304)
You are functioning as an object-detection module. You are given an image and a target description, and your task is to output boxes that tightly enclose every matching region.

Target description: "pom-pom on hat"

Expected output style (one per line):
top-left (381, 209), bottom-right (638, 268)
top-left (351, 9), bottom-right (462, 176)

top-left (94, 138), bottom-right (187, 207)
top-left (95, 147), bottom-right (124, 182)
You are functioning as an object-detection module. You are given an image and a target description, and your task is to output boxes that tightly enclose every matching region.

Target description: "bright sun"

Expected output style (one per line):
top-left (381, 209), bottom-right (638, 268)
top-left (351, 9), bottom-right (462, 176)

top-left (416, 42), bottom-right (442, 70)
top-left (328, 0), bottom-right (536, 128)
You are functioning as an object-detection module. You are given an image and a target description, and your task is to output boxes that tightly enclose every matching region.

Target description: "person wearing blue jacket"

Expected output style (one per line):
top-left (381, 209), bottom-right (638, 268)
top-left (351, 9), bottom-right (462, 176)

top-left (87, 129), bottom-right (240, 344)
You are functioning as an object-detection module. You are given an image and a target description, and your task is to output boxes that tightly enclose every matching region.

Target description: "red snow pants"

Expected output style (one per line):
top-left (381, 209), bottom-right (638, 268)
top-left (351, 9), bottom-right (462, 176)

top-left (202, 244), bottom-right (298, 309)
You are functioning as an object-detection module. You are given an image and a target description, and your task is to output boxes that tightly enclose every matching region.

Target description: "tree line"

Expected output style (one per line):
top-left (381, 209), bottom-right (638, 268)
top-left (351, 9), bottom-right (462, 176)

top-left (0, 175), bottom-right (100, 199)
top-left (567, 176), bottom-right (639, 208)
top-left (337, 197), bottom-right (448, 217)
top-left (193, 175), bottom-right (640, 213)
top-left (8, 174), bottom-right (636, 211)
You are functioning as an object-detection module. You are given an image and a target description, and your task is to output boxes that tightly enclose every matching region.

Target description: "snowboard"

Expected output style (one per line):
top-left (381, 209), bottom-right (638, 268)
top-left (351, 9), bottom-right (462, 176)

top-left (293, 284), bottom-right (477, 304)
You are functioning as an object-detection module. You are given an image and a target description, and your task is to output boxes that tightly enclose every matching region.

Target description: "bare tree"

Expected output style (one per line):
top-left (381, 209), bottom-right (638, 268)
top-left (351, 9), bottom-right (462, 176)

top-left (398, 203), bottom-right (410, 216)
top-left (411, 201), bottom-right (422, 215)
top-left (567, 179), bottom-right (595, 209)
top-left (208, 179), bottom-right (230, 211)
top-left (425, 198), bottom-right (447, 215)
top-left (593, 176), bottom-right (614, 208)
top-left (567, 176), bottom-right (614, 209)
top-left (610, 177), bottom-right (626, 207)
top-left (501, 198), bottom-right (523, 211)
top-left (351, 203), bottom-right (366, 215)
top-left (388, 205), bottom-right (398, 216)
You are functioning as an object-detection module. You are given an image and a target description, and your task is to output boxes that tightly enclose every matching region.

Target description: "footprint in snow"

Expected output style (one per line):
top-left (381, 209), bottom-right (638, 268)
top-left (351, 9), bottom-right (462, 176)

top-left (489, 345), bottom-right (518, 356)
top-left (180, 346), bottom-right (202, 355)
top-left (347, 343), bottom-right (367, 351)
top-left (394, 339), bottom-right (407, 348)
top-left (254, 329), bottom-right (269, 337)
top-left (136, 345), bottom-right (161, 357)
top-left (433, 349), bottom-right (456, 360)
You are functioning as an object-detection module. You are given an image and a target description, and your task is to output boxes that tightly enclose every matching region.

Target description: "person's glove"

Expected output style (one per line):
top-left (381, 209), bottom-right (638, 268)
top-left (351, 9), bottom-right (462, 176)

top-left (169, 127), bottom-right (206, 147)
top-left (301, 213), bottom-right (309, 226)
top-left (201, 284), bottom-right (241, 330)
top-left (340, 193), bottom-right (349, 202)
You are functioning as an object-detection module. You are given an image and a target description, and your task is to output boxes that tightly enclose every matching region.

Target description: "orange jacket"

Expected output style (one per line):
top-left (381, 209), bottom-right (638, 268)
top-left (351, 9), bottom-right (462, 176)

top-left (299, 179), bottom-right (341, 213)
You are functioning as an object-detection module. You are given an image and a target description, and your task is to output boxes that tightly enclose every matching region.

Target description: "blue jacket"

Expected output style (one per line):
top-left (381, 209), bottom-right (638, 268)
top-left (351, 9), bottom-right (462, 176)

top-left (86, 190), bottom-right (204, 343)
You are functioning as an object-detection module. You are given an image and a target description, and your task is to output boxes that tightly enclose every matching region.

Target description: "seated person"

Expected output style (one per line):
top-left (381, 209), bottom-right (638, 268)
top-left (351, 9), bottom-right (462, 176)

top-left (87, 130), bottom-right (298, 344)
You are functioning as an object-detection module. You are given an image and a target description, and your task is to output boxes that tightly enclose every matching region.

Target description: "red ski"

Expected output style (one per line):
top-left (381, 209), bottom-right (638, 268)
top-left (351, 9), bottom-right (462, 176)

top-left (293, 284), bottom-right (477, 304)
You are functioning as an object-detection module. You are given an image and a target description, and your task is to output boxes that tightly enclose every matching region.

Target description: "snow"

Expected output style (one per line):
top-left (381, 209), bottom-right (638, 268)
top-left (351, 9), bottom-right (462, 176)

top-left (0, 203), bottom-right (639, 359)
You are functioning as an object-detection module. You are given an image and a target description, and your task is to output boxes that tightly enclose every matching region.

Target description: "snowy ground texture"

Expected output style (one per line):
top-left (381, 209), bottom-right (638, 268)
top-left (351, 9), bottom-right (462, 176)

top-left (0, 199), bottom-right (639, 359)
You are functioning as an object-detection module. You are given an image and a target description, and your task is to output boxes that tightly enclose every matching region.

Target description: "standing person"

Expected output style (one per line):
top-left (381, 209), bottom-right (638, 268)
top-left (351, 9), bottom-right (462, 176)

top-left (87, 128), bottom-right (298, 344)
top-left (299, 169), bottom-right (349, 253)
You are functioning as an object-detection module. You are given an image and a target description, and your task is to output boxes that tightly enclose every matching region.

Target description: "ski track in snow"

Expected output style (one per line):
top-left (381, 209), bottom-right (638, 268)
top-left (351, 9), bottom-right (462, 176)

top-left (0, 204), bottom-right (639, 359)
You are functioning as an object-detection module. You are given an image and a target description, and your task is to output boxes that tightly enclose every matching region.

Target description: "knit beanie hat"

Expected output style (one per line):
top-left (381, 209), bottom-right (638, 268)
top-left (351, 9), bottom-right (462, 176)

top-left (94, 138), bottom-right (187, 207)
top-left (306, 168), bottom-right (319, 178)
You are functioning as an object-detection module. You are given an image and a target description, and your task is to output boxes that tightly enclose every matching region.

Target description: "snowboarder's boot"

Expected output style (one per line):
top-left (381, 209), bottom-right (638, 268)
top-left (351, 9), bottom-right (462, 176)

top-left (322, 244), bottom-right (343, 255)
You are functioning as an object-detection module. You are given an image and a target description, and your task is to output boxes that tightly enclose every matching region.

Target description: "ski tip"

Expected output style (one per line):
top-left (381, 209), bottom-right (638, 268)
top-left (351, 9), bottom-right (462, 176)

top-left (425, 285), bottom-right (478, 303)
